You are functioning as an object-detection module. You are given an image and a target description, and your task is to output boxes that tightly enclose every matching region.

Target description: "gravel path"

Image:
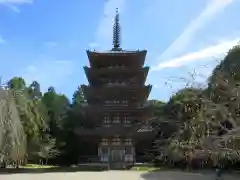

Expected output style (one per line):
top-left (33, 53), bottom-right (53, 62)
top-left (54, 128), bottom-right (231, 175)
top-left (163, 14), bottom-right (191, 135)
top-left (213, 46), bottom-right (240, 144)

top-left (1, 170), bottom-right (239, 180)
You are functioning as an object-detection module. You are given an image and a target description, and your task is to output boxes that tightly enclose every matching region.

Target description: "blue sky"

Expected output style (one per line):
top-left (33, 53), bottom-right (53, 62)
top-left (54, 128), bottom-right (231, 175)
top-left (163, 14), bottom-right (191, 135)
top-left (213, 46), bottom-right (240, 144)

top-left (0, 0), bottom-right (239, 101)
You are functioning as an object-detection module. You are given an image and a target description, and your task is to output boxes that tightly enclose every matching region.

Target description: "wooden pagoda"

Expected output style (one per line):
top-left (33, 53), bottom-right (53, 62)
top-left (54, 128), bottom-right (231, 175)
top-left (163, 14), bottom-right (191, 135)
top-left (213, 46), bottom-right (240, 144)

top-left (78, 9), bottom-right (153, 169)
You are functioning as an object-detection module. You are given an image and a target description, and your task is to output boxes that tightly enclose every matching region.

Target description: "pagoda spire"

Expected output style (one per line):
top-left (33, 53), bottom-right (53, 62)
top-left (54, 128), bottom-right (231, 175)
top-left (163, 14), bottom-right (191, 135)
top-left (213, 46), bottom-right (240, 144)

top-left (112, 8), bottom-right (122, 51)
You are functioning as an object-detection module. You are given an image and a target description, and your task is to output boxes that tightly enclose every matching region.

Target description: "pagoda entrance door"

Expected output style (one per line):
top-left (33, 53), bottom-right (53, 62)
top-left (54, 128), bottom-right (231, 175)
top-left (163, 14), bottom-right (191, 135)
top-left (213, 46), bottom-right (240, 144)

top-left (110, 149), bottom-right (125, 169)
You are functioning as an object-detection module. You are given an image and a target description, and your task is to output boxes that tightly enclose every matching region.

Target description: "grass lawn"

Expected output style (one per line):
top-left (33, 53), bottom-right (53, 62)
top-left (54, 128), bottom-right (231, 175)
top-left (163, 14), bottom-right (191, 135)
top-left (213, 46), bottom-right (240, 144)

top-left (17, 164), bottom-right (108, 172)
top-left (23, 164), bottom-right (162, 171)
top-left (130, 164), bottom-right (162, 171)
top-left (23, 164), bottom-right (57, 169)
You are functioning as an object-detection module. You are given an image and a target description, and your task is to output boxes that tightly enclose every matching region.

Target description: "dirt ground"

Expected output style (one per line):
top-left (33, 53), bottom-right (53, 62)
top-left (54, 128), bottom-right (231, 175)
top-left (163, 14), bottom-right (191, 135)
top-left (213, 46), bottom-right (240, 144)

top-left (1, 170), bottom-right (239, 180)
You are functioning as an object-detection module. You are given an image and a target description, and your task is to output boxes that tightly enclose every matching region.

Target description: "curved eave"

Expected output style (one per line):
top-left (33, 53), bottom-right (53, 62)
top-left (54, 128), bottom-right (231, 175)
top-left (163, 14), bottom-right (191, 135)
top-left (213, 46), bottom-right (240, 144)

top-left (86, 49), bottom-right (147, 55)
top-left (84, 66), bottom-right (149, 74)
top-left (75, 127), bottom-right (156, 138)
top-left (145, 85), bottom-right (152, 100)
top-left (83, 66), bottom-right (150, 84)
top-left (138, 85), bottom-right (152, 101)
top-left (86, 50), bottom-right (147, 67)
top-left (81, 84), bottom-right (90, 97)
top-left (81, 85), bottom-right (152, 101)
top-left (83, 105), bottom-right (152, 115)
top-left (143, 67), bottom-right (150, 82)
top-left (83, 66), bottom-right (91, 83)
top-left (75, 126), bottom-right (149, 136)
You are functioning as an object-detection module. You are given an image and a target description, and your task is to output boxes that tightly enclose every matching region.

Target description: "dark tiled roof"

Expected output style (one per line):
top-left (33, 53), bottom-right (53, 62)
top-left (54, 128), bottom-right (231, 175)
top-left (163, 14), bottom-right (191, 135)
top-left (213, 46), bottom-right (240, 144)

top-left (87, 49), bottom-right (146, 54)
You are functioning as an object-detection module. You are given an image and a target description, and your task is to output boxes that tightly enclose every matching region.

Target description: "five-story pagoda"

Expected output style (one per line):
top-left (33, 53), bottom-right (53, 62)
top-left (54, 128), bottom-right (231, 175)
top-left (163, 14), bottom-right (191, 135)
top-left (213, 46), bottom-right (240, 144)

top-left (80, 9), bottom-right (152, 169)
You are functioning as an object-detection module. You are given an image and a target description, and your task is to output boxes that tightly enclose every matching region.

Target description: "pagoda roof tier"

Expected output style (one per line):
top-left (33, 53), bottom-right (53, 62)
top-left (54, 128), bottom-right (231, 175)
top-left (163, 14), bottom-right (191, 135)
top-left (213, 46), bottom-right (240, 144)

top-left (86, 115), bottom-right (152, 125)
top-left (83, 106), bottom-right (152, 117)
top-left (81, 85), bottom-right (152, 104)
top-left (86, 50), bottom-right (147, 68)
top-left (83, 66), bottom-right (149, 86)
top-left (75, 123), bottom-right (155, 137)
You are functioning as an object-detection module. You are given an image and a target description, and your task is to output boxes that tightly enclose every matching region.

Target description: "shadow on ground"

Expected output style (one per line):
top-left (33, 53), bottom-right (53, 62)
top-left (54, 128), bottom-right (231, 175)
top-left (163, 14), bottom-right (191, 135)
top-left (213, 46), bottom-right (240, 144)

top-left (0, 166), bottom-right (107, 174)
top-left (140, 169), bottom-right (240, 180)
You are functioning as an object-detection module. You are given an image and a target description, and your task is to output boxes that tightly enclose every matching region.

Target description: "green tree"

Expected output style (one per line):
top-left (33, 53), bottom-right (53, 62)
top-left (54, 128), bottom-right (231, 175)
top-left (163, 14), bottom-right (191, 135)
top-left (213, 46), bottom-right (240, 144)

top-left (41, 87), bottom-right (71, 163)
top-left (7, 77), bottom-right (57, 164)
top-left (153, 45), bottom-right (240, 169)
top-left (0, 87), bottom-right (26, 167)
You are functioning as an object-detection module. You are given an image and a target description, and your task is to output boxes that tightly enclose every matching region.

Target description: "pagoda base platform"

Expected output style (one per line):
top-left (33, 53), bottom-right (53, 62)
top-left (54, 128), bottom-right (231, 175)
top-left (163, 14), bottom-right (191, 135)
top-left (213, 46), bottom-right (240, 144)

top-left (98, 145), bottom-right (135, 170)
top-left (77, 162), bottom-right (134, 170)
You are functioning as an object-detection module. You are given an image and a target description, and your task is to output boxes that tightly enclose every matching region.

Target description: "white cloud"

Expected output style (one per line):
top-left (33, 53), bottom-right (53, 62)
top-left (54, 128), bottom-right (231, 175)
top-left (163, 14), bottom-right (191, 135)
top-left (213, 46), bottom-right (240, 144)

top-left (0, 0), bottom-right (32, 4)
top-left (0, 0), bottom-right (33, 13)
top-left (153, 38), bottom-right (239, 70)
top-left (22, 60), bottom-right (74, 91)
top-left (90, 0), bottom-right (125, 49)
top-left (155, 0), bottom-right (235, 64)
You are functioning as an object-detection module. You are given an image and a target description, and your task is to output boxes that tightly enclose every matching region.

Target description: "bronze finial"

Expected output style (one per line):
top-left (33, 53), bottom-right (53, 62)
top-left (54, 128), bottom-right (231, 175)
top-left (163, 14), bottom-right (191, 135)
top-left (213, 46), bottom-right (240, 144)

top-left (112, 8), bottom-right (121, 51)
